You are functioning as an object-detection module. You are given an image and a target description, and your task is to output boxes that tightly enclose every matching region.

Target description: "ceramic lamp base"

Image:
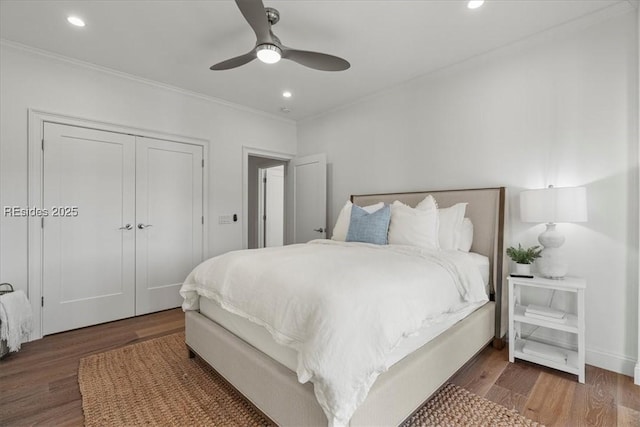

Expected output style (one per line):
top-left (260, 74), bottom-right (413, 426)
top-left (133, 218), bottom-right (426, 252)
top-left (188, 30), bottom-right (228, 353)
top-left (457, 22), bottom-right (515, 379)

top-left (537, 223), bottom-right (568, 279)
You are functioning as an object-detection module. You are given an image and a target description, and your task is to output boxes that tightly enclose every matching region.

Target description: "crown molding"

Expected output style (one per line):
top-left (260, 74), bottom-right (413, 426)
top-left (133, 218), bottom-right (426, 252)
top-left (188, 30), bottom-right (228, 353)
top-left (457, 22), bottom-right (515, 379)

top-left (0, 39), bottom-right (295, 125)
top-left (301, 1), bottom-right (635, 123)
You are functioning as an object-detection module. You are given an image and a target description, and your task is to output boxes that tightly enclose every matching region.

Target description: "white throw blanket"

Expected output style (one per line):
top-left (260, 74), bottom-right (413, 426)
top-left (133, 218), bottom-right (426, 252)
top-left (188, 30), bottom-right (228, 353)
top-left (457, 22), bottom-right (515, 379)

top-left (0, 290), bottom-right (33, 352)
top-left (180, 240), bottom-right (487, 427)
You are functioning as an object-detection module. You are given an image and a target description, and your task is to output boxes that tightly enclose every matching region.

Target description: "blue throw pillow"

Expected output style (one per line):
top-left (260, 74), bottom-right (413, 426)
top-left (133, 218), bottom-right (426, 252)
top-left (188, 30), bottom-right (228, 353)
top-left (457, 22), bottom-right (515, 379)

top-left (346, 204), bottom-right (391, 245)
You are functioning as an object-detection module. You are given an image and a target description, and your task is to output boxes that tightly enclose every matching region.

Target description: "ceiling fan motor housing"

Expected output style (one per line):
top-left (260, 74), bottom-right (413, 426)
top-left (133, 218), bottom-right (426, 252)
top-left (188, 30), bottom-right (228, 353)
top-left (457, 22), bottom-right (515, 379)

top-left (265, 7), bottom-right (280, 25)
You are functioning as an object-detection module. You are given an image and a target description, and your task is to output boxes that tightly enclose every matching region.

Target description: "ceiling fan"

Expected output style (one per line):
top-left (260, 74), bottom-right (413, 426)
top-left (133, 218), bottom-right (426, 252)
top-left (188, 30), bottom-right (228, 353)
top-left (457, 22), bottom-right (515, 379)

top-left (210, 0), bottom-right (350, 72)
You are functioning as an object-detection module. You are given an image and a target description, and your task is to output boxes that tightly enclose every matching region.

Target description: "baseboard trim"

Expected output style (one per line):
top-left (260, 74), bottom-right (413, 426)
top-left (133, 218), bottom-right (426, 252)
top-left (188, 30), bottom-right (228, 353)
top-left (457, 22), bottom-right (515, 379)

top-left (521, 329), bottom-right (636, 377)
top-left (635, 363), bottom-right (640, 385)
top-left (585, 348), bottom-right (636, 377)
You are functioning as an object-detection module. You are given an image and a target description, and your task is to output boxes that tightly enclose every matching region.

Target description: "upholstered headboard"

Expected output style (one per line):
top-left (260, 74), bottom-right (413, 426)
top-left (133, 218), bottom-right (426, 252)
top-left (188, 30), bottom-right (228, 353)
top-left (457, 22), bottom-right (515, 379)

top-left (351, 187), bottom-right (507, 346)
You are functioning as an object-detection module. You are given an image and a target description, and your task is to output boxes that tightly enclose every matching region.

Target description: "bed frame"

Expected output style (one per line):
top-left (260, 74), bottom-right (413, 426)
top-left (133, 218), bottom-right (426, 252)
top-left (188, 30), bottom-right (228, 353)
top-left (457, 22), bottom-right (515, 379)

top-left (185, 187), bottom-right (507, 426)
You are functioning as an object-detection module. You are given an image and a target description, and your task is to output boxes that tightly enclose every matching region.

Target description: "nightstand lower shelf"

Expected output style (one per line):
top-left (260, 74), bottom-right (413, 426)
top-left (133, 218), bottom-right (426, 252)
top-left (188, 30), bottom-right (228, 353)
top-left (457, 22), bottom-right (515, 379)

top-left (513, 338), bottom-right (580, 376)
top-left (508, 276), bottom-right (586, 383)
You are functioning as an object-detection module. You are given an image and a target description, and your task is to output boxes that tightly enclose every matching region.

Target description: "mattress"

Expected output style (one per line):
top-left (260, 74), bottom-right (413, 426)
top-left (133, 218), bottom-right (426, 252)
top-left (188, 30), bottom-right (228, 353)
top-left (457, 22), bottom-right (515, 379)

top-left (199, 294), bottom-right (487, 372)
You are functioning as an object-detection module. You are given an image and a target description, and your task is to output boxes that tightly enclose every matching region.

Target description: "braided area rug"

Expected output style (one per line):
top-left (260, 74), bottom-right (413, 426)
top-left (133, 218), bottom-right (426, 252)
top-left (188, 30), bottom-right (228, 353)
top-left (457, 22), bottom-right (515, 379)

top-left (401, 382), bottom-right (542, 427)
top-left (79, 332), bottom-right (542, 427)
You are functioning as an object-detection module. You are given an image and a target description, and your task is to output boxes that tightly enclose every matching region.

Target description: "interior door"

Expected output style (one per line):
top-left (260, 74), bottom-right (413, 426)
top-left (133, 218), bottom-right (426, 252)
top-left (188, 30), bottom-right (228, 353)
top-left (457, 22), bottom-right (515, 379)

top-left (292, 153), bottom-right (327, 243)
top-left (265, 165), bottom-right (284, 247)
top-left (135, 137), bottom-right (203, 315)
top-left (43, 123), bottom-right (136, 335)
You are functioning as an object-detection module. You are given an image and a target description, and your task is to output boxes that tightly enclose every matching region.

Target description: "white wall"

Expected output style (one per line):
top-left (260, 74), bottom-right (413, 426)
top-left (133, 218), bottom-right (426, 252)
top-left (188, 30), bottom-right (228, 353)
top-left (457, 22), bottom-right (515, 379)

top-left (298, 10), bottom-right (639, 376)
top-left (0, 43), bottom-right (297, 296)
top-left (636, 3), bottom-right (640, 386)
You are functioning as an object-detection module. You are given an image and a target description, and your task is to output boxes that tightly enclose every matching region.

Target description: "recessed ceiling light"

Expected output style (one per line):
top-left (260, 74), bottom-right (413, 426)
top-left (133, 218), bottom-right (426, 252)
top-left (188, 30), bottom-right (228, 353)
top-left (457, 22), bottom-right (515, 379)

top-left (282, 91), bottom-right (292, 98)
top-left (67, 16), bottom-right (86, 27)
top-left (467, 0), bottom-right (485, 9)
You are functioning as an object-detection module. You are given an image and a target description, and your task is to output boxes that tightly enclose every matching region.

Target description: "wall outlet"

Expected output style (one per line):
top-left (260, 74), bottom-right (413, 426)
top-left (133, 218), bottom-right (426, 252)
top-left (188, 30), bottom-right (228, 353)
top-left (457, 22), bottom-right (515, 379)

top-left (218, 215), bottom-right (233, 225)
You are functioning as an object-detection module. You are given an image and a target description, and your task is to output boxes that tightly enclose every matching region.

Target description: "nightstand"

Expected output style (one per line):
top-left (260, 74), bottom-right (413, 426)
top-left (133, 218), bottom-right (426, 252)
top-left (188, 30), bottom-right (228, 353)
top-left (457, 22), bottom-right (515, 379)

top-left (508, 275), bottom-right (586, 383)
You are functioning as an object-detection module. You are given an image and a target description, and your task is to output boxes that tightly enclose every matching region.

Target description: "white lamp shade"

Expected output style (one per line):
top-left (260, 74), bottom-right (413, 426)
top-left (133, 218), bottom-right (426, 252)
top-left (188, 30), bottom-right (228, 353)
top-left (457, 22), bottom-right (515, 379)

top-left (520, 186), bottom-right (588, 223)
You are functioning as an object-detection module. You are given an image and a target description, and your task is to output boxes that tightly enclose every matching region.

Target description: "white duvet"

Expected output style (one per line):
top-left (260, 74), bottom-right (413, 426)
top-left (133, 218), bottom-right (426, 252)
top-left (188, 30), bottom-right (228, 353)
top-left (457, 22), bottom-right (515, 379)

top-left (180, 240), bottom-right (487, 427)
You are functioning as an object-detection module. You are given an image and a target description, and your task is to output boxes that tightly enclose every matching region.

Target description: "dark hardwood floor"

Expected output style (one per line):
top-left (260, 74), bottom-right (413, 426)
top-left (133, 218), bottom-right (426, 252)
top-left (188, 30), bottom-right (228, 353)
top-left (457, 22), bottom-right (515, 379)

top-left (1, 308), bottom-right (638, 426)
top-left (0, 308), bottom-right (185, 426)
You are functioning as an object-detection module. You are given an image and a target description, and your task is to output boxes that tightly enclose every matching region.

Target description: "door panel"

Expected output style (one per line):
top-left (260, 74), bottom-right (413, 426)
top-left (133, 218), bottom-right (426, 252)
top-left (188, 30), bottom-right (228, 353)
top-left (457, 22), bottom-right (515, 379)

top-left (265, 166), bottom-right (284, 247)
top-left (43, 123), bottom-right (136, 335)
top-left (135, 137), bottom-right (203, 315)
top-left (292, 154), bottom-right (327, 243)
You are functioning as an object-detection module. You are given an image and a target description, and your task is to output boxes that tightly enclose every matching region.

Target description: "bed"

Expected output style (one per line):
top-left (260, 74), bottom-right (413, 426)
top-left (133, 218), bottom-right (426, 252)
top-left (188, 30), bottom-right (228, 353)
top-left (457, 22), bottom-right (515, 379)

top-left (182, 187), bottom-right (507, 426)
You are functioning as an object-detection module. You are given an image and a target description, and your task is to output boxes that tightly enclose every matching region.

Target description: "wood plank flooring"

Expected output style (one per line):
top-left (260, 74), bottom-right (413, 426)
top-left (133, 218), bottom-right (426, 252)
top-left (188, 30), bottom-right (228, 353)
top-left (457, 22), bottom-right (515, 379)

top-left (0, 308), bottom-right (185, 426)
top-left (450, 348), bottom-right (640, 426)
top-left (1, 308), bottom-right (638, 426)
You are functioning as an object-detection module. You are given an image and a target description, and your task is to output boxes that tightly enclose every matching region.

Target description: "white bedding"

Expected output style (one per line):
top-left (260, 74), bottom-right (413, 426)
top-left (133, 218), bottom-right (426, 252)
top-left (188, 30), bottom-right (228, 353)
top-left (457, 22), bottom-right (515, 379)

top-left (198, 296), bottom-right (487, 371)
top-left (180, 240), bottom-right (488, 427)
top-left (467, 251), bottom-right (491, 293)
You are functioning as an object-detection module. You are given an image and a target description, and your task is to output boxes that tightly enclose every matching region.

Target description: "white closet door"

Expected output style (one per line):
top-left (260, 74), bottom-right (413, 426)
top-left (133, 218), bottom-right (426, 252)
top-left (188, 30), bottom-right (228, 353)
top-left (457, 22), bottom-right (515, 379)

top-left (43, 123), bottom-right (136, 335)
top-left (135, 137), bottom-right (203, 315)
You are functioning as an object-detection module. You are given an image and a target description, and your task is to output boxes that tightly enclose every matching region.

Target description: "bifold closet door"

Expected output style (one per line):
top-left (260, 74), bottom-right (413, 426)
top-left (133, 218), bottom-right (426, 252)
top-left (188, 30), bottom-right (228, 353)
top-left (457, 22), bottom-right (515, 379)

top-left (135, 137), bottom-right (204, 315)
top-left (43, 123), bottom-right (136, 335)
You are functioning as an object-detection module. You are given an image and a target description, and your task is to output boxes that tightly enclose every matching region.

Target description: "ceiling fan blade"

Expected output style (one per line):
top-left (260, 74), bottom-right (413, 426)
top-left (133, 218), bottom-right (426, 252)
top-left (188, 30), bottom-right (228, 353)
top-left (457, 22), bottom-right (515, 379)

top-left (235, 0), bottom-right (272, 43)
top-left (210, 51), bottom-right (256, 70)
top-left (281, 48), bottom-right (350, 71)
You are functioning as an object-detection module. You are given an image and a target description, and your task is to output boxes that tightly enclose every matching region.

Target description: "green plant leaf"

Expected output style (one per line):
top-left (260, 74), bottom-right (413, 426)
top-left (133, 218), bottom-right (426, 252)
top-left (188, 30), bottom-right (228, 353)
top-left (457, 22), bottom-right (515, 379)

top-left (506, 243), bottom-right (542, 264)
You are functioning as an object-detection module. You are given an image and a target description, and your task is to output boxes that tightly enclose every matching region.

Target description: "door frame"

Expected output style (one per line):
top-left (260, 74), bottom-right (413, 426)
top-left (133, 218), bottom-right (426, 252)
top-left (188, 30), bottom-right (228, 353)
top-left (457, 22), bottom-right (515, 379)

top-left (242, 147), bottom-right (293, 249)
top-left (27, 109), bottom-right (209, 340)
top-left (257, 167), bottom-right (266, 248)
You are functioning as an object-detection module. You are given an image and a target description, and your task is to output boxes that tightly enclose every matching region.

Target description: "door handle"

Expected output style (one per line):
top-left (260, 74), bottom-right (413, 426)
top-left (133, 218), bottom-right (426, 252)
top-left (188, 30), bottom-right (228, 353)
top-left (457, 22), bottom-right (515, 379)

top-left (119, 224), bottom-right (133, 231)
top-left (138, 223), bottom-right (153, 230)
top-left (313, 228), bottom-right (325, 233)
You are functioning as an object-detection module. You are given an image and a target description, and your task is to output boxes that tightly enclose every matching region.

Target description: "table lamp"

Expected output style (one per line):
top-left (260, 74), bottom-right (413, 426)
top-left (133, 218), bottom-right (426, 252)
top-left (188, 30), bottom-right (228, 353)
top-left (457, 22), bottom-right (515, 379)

top-left (520, 185), bottom-right (588, 279)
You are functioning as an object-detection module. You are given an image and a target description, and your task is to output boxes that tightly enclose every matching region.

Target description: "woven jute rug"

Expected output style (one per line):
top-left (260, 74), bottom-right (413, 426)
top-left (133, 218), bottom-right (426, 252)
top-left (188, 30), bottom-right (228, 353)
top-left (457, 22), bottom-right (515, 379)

top-left (400, 382), bottom-right (542, 427)
top-left (79, 332), bottom-right (542, 426)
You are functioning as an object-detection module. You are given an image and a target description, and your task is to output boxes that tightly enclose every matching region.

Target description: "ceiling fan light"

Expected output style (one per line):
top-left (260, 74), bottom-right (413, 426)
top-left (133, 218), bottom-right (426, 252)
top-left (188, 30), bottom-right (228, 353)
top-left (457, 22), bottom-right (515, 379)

top-left (257, 44), bottom-right (282, 64)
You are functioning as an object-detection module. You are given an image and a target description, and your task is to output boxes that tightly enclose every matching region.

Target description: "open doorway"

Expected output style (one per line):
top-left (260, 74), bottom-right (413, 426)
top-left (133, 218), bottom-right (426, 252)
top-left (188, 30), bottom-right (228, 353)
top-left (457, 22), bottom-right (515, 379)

top-left (248, 155), bottom-right (287, 249)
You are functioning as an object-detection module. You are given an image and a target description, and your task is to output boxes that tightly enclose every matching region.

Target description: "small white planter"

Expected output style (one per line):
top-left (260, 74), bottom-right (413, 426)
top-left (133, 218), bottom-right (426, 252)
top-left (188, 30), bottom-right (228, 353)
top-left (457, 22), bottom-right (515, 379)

top-left (515, 263), bottom-right (531, 276)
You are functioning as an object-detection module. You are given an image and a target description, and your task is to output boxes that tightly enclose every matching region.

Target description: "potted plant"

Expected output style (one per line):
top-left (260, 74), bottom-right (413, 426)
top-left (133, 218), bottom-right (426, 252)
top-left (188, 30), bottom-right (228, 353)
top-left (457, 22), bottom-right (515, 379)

top-left (506, 244), bottom-right (542, 275)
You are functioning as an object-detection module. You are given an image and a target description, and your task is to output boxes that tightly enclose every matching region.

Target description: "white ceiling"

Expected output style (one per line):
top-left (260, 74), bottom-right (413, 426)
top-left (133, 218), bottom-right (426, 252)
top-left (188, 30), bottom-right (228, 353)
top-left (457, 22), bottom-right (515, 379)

top-left (0, 0), bottom-right (623, 120)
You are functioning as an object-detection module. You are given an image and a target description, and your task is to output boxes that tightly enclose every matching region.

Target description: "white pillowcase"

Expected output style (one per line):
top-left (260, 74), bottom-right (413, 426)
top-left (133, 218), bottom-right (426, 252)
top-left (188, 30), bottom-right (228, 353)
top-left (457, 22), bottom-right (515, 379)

top-left (331, 200), bottom-right (384, 241)
top-left (388, 195), bottom-right (439, 249)
top-left (334, 196), bottom-right (472, 250)
top-left (458, 218), bottom-right (474, 252)
top-left (429, 202), bottom-right (468, 250)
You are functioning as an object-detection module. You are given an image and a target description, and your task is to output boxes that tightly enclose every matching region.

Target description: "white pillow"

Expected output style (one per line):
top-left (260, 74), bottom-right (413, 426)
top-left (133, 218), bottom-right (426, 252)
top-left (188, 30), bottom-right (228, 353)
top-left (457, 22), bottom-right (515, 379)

top-left (458, 218), bottom-right (474, 252)
top-left (331, 200), bottom-right (384, 241)
top-left (431, 202), bottom-right (468, 250)
top-left (388, 196), bottom-right (439, 249)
